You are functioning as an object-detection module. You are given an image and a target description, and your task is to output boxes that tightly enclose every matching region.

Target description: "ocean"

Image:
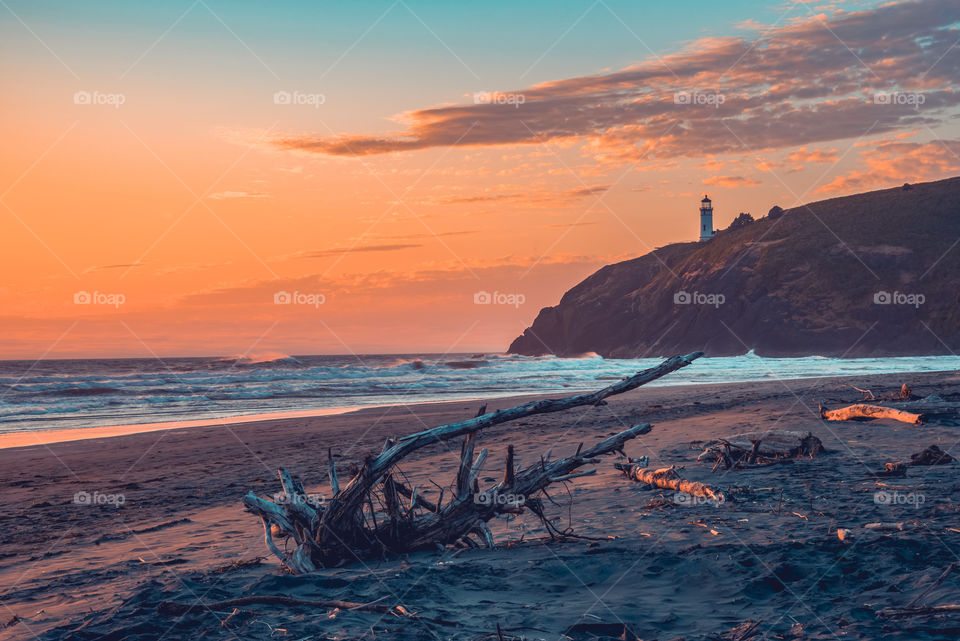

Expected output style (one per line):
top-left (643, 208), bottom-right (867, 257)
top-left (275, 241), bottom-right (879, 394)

top-left (1, 352), bottom-right (958, 434)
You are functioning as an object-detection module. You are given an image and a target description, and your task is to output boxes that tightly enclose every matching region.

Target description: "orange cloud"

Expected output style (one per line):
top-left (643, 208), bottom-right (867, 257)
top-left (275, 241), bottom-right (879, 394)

top-left (703, 175), bottom-right (761, 188)
top-left (816, 139), bottom-right (960, 194)
top-left (788, 147), bottom-right (839, 164)
top-left (429, 184), bottom-right (610, 207)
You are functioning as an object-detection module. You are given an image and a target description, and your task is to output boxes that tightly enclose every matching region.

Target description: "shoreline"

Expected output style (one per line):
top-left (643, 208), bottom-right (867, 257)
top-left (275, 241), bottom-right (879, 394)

top-left (2, 367), bottom-right (958, 451)
top-left (3, 368), bottom-right (958, 639)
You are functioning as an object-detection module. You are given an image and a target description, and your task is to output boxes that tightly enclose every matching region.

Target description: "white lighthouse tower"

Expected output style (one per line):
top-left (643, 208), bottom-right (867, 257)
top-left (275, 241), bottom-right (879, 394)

top-left (699, 195), bottom-right (715, 242)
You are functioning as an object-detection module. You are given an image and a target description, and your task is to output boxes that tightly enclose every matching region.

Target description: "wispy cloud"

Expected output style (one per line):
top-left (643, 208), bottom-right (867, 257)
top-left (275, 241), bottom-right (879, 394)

top-left (293, 243), bottom-right (422, 259)
top-left (432, 184), bottom-right (611, 207)
top-left (703, 175), bottom-right (761, 188)
top-left (208, 190), bottom-right (271, 200)
top-left (82, 263), bottom-right (144, 274)
top-left (788, 147), bottom-right (840, 164)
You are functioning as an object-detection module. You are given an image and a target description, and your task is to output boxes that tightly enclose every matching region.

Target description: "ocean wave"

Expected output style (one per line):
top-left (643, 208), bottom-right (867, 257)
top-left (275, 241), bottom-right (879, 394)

top-left (212, 352), bottom-right (305, 368)
top-left (2, 353), bottom-right (960, 433)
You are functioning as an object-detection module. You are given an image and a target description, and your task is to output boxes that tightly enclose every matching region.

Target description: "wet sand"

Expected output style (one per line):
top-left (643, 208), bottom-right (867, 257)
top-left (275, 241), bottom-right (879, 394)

top-left (1, 370), bottom-right (959, 640)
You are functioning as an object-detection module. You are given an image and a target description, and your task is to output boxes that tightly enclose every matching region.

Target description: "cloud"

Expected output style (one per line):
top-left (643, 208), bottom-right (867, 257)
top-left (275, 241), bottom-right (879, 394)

top-left (788, 147), bottom-right (840, 164)
top-left (377, 230), bottom-right (478, 241)
top-left (816, 138), bottom-right (960, 194)
top-left (542, 221), bottom-right (599, 229)
top-left (703, 175), bottom-right (761, 188)
top-left (82, 263), bottom-right (143, 274)
top-left (293, 243), bottom-right (422, 259)
top-left (433, 184), bottom-right (611, 207)
top-left (271, 0), bottom-right (960, 165)
top-left (208, 191), bottom-right (271, 200)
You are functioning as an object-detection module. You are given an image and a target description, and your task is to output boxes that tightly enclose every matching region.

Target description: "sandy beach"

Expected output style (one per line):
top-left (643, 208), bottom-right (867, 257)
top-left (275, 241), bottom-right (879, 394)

top-left (2, 370), bottom-right (959, 640)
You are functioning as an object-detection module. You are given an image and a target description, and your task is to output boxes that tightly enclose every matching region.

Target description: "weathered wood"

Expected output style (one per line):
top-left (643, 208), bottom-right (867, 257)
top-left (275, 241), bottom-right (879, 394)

top-left (697, 430), bottom-right (824, 470)
top-left (872, 461), bottom-right (907, 478)
top-left (874, 398), bottom-right (960, 418)
top-left (615, 464), bottom-right (725, 503)
top-left (910, 444), bottom-right (955, 465)
top-left (157, 594), bottom-right (458, 626)
top-left (328, 447), bottom-right (340, 496)
top-left (158, 595), bottom-right (393, 615)
top-left (878, 604), bottom-right (960, 619)
top-left (242, 352), bottom-right (702, 571)
top-left (819, 403), bottom-right (923, 424)
top-left (907, 563), bottom-right (954, 609)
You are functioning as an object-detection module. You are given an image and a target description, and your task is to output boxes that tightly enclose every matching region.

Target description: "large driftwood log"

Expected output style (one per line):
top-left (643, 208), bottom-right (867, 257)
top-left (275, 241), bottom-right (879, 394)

top-left (243, 352), bottom-right (703, 572)
top-left (697, 430), bottom-right (825, 470)
top-left (819, 403), bottom-right (923, 424)
top-left (615, 464), bottom-right (725, 503)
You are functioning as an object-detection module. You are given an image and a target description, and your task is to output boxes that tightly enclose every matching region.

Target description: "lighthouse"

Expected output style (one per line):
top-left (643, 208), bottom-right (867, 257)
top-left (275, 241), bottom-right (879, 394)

top-left (699, 195), bottom-right (715, 242)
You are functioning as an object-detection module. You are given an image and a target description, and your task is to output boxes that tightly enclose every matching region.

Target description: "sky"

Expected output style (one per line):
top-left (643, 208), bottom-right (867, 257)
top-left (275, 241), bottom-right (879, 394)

top-left (1, 0), bottom-right (959, 358)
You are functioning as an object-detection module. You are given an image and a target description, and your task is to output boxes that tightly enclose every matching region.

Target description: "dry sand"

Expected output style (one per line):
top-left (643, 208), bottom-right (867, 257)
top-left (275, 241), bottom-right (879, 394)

top-left (1, 371), bottom-right (959, 640)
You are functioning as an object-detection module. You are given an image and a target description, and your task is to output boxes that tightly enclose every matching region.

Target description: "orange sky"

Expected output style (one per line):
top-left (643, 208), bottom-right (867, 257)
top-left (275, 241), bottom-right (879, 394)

top-left (2, 0), bottom-right (959, 358)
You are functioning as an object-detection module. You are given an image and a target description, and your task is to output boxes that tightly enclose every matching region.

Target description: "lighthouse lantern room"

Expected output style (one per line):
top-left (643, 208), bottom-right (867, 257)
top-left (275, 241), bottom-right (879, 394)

top-left (699, 195), bottom-right (715, 242)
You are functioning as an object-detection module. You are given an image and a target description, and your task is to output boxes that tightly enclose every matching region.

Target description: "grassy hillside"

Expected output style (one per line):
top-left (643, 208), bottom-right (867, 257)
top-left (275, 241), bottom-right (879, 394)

top-left (510, 177), bottom-right (960, 357)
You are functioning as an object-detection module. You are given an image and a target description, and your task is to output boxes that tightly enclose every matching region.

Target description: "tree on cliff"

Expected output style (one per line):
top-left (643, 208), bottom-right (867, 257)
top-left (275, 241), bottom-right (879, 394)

top-left (727, 212), bottom-right (755, 231)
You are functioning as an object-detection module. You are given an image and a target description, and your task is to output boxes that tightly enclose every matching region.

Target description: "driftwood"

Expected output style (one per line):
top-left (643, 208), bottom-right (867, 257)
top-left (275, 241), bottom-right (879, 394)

top-left (910, 444), bottom-right (955, 466)
top-left (819, 403), bottom-right (923, 424)
top-left (878, 603), bottom-right (960, 618)
top-left (878, 564), bottom-right (957, 619)
top-left (243, 352), bottom-right (703, 572)
top-left (159, 595), bottom-right (401, 616)
top-left (871, 461), bottom-right (907, 478)
top-left (615, 464), bottom-right (725, 504)
top-left (864, 522), bottom-right (922, 531)
top-left (697, 430), bottom-right (825, 470)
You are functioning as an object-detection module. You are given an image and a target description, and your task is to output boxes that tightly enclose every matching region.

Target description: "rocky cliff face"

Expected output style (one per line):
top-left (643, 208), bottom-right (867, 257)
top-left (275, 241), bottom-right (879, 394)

top-left (509, 177), bottom-right (960, 358)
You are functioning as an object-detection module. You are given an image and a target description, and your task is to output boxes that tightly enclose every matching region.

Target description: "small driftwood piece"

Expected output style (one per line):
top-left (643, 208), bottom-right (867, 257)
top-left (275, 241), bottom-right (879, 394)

top-left (847, 384), bottom-right (876, 401)
top-left (157, 595), bottom-right (458, 627)
top-left (243, 352), bottom-right (702, 572)
top-left (615, 464), bottom-right (725, 503)
top-left (697, 430), bottom-right (824, 470)
top-left (871, 461), bottom-right (907, 478)
top-left (877, 603), bottom-right (960, 618)
top-left (159, 595), bottom-right (397, 616)
top-left (819, 403), bottom-right (923, 424)
top-left (878, 564), bottom-right (957, 619)
top-left (910, 444), bottom-right (955, 466)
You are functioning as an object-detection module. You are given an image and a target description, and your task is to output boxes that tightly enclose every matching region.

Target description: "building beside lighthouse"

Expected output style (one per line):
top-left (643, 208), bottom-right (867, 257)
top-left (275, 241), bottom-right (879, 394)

top-left (699, 195), bottom-right (715, 242)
